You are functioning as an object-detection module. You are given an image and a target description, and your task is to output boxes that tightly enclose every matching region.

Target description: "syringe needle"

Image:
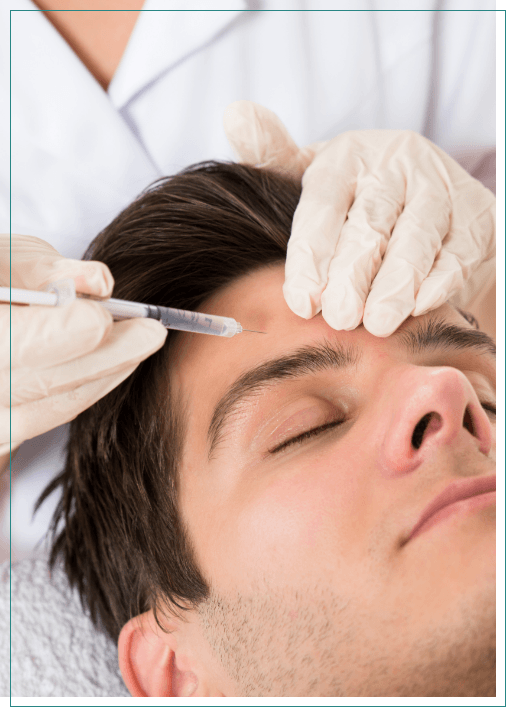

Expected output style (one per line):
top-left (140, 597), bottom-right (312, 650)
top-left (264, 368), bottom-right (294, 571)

top-left (242, 329), bottom-right (267, 334)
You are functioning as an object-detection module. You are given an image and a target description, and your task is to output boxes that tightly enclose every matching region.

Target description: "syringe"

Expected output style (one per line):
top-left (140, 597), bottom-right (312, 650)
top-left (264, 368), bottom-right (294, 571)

top-left (0, 280), bottom-right (265, 338)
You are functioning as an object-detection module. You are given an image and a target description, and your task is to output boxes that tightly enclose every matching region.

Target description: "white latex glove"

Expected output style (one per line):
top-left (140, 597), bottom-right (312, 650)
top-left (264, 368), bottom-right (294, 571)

top-left (0, 235), bottom-right (167, 468)
top-left (224, 101), bottom-right (495, 337)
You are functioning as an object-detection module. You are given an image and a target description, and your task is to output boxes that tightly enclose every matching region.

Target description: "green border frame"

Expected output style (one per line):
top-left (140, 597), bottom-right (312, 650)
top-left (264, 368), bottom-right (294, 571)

top-left (4, 5), bottom-right (506, 707)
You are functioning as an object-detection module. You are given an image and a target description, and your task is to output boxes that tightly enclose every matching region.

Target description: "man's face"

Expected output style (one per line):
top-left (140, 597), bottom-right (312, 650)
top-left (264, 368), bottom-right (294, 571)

top-left (170, 264), bottom-right (496, 697)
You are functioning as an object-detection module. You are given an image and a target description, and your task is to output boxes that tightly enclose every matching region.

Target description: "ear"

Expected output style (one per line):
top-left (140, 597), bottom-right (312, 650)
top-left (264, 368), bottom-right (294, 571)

top-left (118, 610), bottom-right (202, 697)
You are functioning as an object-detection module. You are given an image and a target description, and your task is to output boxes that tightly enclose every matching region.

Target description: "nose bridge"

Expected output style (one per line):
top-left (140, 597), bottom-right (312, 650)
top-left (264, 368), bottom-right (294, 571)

top-left (395, 366), bottom-right (468, 424)
top-left (377, 365), bottom-right (493, 477)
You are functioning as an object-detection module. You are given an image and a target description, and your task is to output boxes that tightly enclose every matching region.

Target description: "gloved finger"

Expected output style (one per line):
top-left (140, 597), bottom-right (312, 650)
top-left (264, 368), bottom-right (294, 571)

top-left (283, 167), bottom-right (356, 319)
top-left (43, 258), bottom-right (115, 298)
top-left (413, 201), bottom-right (495, 314)
top-left (20, 257), bottom-right (114, 298)
top-left (320, 181), bottom-right (405, 331)
top-left (7, 362), bottom-right (141, 448)
top-left (7, 317), bottom-right (167, 405)
top-left (4, 234), bottom-right (114, 297)
top-left (5, 299), bottom-right (113, 369)
top-left (411, 250), bottom-right (464, 315)
top-left (447, 255), bottom-right (496, 311)
top-left (363, 191), bottom-right (451, 336)
top-left (0, 233), bottom-right (60, 283)
top-left (223, 100), bottom-right (312, 177)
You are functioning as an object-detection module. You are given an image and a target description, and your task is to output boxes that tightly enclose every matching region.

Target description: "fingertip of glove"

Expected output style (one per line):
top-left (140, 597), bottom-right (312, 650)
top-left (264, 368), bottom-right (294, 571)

top-left (283, 285), bottom-right (316, 319)
top-left (75, 261), bottom-right (115, 298)
top-left (411, 302), bottom-right (427, 317)
top-left (362, 308), bottom-right (401, 338)
top-left (122, 317), bottom-right (168, 347)
top-left (322, 312), bottom-right (362, 332)
top-left (137, 316), bottom-right (168, 337)
top-left (413, 291), bottom-right (446, 316)
top-left (320, 285), bottom-right (364, 331)
top-left (70, 298), bottom-right (114, 334)
top-left (223, 100), bottom-right (251, 125)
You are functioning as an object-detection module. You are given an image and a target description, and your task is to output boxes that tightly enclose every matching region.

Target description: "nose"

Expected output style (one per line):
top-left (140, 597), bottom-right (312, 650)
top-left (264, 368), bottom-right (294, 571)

top-left (377, 366), bottom-right (493, 476)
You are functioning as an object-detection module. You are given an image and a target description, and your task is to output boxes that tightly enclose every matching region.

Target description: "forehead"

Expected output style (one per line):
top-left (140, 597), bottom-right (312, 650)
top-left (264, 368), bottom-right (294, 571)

top-left (170, 265), bottom-right (338, 404)
top-left (169, 264), bottom-right (476, 431)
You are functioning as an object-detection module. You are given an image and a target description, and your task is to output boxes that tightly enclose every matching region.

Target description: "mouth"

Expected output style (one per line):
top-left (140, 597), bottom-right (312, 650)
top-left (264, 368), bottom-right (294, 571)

top-left (406, 475), bottom-right (496, 543)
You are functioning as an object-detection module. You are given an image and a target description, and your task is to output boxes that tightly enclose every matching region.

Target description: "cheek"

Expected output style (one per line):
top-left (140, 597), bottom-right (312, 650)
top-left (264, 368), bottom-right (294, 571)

top-left (203, 449), bottom-right (367, 591)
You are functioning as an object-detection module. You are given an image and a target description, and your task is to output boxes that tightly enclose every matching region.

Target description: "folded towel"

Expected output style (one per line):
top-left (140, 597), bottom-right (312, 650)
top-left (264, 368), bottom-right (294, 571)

top-left (0, 555), bottom-right (130, 697)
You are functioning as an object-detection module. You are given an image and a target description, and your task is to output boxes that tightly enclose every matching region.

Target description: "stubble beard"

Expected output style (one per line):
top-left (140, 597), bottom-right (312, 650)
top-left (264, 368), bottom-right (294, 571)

top-left (198, 581), bottom-right (495, 697)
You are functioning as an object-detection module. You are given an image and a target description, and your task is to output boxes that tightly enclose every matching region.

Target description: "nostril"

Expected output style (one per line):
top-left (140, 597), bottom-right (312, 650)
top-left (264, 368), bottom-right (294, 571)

top-left (411, 412), bottom-right (443, 450)
top-left (412, 414), bottom-right (431, 449)
top-left (463, 406), bottom-right (475, 436)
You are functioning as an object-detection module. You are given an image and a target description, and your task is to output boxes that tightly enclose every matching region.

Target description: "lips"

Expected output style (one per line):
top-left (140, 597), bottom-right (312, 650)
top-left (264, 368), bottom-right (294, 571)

top-left (407, 475), bottom-right (496, 542)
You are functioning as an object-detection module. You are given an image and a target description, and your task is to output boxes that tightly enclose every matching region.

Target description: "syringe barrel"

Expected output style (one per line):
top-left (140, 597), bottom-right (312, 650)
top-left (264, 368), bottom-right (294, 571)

top-left (98, 297), bottom-right (152, 320)
top-left (95, 298), bottom-right (241, 337)
top-left (157, 306), bottom-right (241, 337)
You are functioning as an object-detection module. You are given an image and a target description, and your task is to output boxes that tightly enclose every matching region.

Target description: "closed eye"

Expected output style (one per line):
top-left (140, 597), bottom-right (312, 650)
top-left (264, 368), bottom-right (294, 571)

top-left (481, 403), bottom-right (496, 416)
top-left (267, 400), bottom-right (494, 455)
top-left (268, 418), bottom-right (346, 454)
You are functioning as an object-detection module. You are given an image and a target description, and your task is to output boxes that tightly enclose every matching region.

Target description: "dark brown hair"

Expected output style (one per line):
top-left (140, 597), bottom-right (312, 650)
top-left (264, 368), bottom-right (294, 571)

top-left (38, 162), bottom-right (301, 641)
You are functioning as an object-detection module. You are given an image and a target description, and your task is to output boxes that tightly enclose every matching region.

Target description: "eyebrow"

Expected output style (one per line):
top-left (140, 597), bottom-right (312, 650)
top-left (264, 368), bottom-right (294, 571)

top-left (207, 340), bottom-right (360, 457)
top-left (396, 315), bottom-right (496, 357)
top-left (207, 315), bottom-right (495, 458)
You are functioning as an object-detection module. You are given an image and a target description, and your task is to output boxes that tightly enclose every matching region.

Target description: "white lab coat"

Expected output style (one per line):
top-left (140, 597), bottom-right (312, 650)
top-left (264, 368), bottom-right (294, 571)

top-left (0, 1), bottom-right (496, 560)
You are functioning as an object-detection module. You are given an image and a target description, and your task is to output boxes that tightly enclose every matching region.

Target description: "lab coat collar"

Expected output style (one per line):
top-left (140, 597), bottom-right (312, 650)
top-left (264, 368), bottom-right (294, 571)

top-left (108, 0), bottom-right (248, 109)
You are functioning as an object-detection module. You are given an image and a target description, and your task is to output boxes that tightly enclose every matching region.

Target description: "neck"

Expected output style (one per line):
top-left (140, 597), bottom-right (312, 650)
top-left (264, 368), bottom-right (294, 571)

top-left (32, 0), bottom-right (144, 91)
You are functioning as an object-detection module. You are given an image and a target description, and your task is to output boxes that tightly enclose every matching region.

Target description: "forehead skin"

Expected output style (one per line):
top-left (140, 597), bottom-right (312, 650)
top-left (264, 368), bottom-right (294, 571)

top-left (169, 264), bottom-right (495, 697)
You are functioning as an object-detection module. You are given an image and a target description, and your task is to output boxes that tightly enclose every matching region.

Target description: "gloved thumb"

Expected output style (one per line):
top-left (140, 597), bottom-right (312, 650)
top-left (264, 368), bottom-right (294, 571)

top-left (223, 100), bottom-right (311, 177)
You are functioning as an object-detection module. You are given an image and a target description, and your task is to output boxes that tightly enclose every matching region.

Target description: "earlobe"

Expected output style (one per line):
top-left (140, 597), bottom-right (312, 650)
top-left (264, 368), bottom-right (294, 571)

top-left (118, 611), bottom-right (199, 697)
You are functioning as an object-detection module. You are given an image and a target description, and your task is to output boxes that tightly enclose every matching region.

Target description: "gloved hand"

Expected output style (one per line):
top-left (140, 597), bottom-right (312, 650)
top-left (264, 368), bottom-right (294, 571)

top-left (224, 101), bottom-right (495, 337)
top-left (0, 234), bottom-right (167, 471)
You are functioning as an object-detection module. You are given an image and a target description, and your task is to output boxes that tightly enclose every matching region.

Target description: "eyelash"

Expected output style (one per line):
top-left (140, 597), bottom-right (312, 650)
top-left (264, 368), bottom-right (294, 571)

top-left (269, 401), bottom-right (495, 455)
top-left (269, 418), bottom-right (346, 454)
top-left (481, 403), bottom-right (496, 416)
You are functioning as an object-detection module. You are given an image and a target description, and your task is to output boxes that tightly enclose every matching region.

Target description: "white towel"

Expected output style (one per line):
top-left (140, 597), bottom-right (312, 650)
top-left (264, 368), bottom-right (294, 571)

top-left (0, 555), bottom-right (130, 697)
